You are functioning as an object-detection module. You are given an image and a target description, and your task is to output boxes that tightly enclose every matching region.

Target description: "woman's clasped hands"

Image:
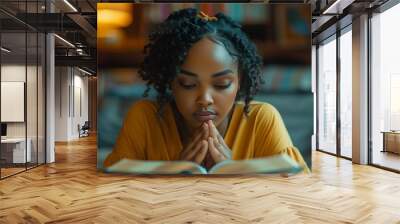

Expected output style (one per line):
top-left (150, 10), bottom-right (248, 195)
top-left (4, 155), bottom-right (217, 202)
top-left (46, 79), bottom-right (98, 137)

top-left (179, 120), bottom-right (232, 168)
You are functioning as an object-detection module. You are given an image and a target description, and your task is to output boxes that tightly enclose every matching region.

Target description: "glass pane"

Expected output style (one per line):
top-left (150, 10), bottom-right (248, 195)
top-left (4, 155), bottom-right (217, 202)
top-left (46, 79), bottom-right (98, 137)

top-left (1, 1), bottom-right (46, 178)
top-left (318, 37), bottom-right (337, 154)
top-left (340, 29), bottom-right (352, 158)
top-left (371, 4), bottom-right (400, 171)
top-left (1, 30), bottom-right (27, 177)
top-left (38, 33), bottom-right (45, 165)
top-left (27, 31), bottom-right (38, 169)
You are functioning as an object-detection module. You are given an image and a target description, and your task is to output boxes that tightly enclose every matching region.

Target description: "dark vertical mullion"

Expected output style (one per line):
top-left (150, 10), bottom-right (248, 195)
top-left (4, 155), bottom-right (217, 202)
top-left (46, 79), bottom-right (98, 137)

top-left (316, 44), bottom-right (320, 151)
top-left (73, 68), bottom-right (75, 118)
top-left (60, 67), bottom-right (61, 117)
top-left (88, 78), bottom-right (90, 131)
top-left (44, 0), bottom-right (47, 164)
top-left (367, 10), bottom-right (373, 165)
top-left (69, 68), bottom-right (71, 118)
top-left (336, 28), bottom-right (341, 157)
top-left (44, 34), bottom-right (47, 164)
top-left (36, 0), bottom-right (39, 167)
top-left (25, 0), bottom-right (28, 171)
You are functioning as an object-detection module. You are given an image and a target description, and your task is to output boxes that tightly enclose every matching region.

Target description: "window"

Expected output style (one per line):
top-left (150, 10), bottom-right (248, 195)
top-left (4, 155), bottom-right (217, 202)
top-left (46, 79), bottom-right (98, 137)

top-left (371, 2), bottom-right (400, 171)
top-left (339, 28), bottom-right (352, 158)
top-left (317, 35), bottom-right (337, 154)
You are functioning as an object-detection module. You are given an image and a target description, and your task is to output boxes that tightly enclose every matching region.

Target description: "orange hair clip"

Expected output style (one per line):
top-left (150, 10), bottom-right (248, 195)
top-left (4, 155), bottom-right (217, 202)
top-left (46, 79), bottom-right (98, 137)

top-left (197, 11), bottom-right (218, 22)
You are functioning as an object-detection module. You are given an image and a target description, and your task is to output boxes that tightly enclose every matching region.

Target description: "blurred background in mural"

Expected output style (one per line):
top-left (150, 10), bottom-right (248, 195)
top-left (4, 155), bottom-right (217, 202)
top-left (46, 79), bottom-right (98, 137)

top-left (97, 3), bottom-right (312, 169)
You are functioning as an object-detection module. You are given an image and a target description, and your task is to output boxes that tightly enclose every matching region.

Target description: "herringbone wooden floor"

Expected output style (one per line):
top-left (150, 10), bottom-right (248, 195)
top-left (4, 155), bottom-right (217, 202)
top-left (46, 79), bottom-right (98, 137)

top-left (1, 135), bottom-right (400, 224)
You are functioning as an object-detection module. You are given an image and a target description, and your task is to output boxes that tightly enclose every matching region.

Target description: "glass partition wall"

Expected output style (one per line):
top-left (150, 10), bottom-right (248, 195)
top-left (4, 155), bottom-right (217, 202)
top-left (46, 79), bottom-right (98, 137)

top-left (317, 35), bottom-right (337, 155)
top-left (0, 1), bottom-right (46, 179)
top-left (316, 0), bottom-right (400, 172)
top-left (339, 27), bottom-right (352, 159)
top-left (316, 25), bottom-right (353, 159)
top-left (370, 2), bottom-right (400, 171)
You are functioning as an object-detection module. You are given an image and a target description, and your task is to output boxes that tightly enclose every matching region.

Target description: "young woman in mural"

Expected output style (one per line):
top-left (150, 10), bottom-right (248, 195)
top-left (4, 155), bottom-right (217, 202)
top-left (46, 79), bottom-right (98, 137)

top-left (104, 8), bottom-right (309, 172)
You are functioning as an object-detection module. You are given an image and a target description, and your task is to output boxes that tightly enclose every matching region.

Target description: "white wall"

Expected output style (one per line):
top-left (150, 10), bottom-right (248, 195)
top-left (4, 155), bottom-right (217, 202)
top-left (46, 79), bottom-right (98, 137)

top-left (1, 63), bottom-right (46, 163)
top-left (1, 65), bottom-right (33, 137)
top-left (1, 64), bottom-right (26, 81)
top-left (55, 67), bottom-right (89, 141)
top-left (55, 67), bottom-right (69, 141)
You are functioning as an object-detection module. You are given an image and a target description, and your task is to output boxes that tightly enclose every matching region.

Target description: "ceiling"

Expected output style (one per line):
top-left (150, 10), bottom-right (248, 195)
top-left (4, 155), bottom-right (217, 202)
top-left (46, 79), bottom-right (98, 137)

top-left (310, 0), bottom-right (390, 43)
top-left (0, 0), bottom-right (97, 73)
top-left (1, 0), bottom-right (393, 73)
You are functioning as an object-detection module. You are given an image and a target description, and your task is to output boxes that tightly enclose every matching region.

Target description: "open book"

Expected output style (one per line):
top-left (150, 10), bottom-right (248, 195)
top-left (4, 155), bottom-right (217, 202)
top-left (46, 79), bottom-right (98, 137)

top-left (104, 154), bottom-right (303, 175)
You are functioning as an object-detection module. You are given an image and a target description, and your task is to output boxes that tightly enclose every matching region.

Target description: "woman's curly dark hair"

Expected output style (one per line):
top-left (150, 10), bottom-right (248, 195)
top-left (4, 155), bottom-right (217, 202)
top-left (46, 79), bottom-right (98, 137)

top-left (138, 8), bottom-right (263, 116)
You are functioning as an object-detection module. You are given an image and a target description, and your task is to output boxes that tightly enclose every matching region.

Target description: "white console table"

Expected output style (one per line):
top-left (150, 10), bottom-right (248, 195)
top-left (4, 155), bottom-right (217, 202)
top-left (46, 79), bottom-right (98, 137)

top-left (1, 138), bottom-right (32, 163)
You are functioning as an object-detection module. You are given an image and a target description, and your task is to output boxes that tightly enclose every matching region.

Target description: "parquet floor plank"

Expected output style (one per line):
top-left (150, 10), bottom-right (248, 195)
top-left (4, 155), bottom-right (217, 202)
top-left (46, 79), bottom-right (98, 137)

top-left (1, 135), bottom-right (400, 223)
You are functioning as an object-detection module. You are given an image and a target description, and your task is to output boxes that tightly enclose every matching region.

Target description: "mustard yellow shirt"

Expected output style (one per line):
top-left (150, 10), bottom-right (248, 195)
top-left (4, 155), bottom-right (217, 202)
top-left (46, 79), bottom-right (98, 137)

top-left (104, 100), bottom-right (309, 172)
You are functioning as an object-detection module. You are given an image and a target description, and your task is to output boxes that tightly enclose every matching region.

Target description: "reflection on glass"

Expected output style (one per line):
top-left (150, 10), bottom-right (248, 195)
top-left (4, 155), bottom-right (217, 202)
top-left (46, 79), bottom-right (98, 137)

top-left (390, 75), bottom-right (400, 130)
top-left (371, 3), bottom-right (400, 171)
top-left (318, 37), bottom-right (337, 154)
top-left (0, 1), bottom-right (47, 179)
top-left (27, 31), bottom-right (38, 169)
top-left (1, 31), bottom-right (27, 177)
top-left (340, 29), bottom-right (352, 158)
top-left (38, 33), bottom-right (46, 165)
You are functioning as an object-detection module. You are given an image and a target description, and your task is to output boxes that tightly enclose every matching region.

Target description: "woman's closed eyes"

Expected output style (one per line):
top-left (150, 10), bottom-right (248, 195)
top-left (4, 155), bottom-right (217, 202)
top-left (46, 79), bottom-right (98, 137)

top-left (178, 80), bottom-right (233, 90)
top-left (214, 82), bottom-right (232, 89)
